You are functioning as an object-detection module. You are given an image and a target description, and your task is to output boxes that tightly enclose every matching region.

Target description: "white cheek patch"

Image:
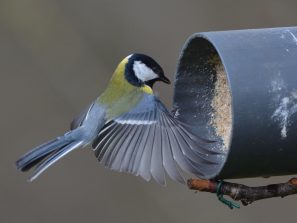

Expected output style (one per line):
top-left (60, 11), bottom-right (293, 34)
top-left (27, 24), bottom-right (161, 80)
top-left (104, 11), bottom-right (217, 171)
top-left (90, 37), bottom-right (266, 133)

top-left (133, 61), bottom-right (158, 82)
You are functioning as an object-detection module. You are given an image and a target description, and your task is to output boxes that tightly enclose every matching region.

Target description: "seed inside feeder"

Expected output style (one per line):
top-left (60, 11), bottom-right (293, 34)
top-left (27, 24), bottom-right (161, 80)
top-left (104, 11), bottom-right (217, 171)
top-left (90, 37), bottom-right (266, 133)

top-left (210, 63), bottom-right (232, 151)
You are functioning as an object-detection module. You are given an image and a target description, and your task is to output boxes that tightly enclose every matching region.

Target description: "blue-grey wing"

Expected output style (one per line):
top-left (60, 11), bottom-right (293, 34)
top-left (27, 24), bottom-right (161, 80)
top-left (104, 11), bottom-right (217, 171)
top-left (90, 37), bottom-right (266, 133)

top-left (92, 94), bottom-right (218, 185)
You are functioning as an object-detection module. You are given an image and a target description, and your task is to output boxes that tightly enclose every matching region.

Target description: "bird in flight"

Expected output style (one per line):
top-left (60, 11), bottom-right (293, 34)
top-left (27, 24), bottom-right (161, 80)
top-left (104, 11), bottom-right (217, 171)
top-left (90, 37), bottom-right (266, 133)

top-left (16, 53), bottom-right (218, 185)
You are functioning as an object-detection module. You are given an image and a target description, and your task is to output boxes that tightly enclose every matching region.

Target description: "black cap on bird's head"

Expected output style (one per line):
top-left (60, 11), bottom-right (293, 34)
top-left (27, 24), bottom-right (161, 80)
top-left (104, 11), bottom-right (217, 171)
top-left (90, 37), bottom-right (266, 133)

top-left (125, 53), bottom-right (171, 88)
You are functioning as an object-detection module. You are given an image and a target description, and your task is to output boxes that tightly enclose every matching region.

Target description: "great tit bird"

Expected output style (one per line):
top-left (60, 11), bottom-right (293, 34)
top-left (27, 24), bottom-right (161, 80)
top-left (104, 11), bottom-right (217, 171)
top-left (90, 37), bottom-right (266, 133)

top-left (16, 53), bottom-right (217, 185)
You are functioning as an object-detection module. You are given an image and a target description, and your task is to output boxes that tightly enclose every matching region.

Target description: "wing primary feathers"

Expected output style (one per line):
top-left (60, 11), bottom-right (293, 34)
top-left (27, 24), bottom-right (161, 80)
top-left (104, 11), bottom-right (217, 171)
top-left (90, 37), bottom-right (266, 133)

top-left (119, 124), bottom-right (141, 172)
top-left (150, 119), bottom-right (165, 185)
top-left (92, 121), bottom-right (116, 150)
top-left (128, 111), bottom-right (152, 170)
top-left (96, 123), bottom-right (128, 166)
top-left (166, 117), bottom-right (212, 172)
top-left (176, 121), bottom-right (220, 155)
top-left (108, 124), bottom-right (135, 171)
top-left (160, 113), bottom-right (185, 184)
top-left (162, 113), bottom-right (205, 176)
top-left (137, 124), bottom-right (155, 181)
top-left (98, 124), bottom-right (127, 163)
top-left (93, 122), bottom-right (121, 159)
top-left (166, 116), bottom-right (219, 165)
top-left (177, 122), bottom-right (217, 144)
top-left (127, 115), bottom-right (147, 173)
top-left (136, 109), bottom-right (157, 181)
top-left (131, 114), bottom-right (152, 175)
top-left (93, 121), bottom-right (116, 146)
top-left (104, 124), bottom-right (131, 168)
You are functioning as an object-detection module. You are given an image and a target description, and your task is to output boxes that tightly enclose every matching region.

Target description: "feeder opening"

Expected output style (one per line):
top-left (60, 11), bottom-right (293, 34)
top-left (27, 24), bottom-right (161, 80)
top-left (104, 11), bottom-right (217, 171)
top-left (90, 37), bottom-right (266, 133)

top-left (174, 36), bottom-right (232, 155)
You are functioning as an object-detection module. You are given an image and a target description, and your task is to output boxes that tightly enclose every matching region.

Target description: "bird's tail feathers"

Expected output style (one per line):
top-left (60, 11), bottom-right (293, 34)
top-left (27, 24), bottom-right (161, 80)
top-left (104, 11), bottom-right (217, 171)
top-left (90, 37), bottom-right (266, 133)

top-left (16, 131), bottom-right (83, 181)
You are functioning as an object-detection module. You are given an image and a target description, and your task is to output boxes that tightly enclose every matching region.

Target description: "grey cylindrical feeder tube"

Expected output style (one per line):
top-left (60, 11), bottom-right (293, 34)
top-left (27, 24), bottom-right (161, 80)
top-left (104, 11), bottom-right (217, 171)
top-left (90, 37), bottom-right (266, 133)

top-left (173, 27), bottom-right (297, 179)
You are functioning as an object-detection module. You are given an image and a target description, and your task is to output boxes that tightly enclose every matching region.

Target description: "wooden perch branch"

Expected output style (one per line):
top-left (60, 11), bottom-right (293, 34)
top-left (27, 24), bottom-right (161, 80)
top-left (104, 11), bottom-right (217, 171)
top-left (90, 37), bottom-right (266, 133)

top-left (187, 178), bottom-right (297, 208)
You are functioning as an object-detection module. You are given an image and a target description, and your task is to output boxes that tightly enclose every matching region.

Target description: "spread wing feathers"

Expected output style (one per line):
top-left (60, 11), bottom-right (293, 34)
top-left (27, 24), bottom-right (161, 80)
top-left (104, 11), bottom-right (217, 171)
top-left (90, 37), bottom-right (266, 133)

top-left (92, 94), bottom-right (218, 185)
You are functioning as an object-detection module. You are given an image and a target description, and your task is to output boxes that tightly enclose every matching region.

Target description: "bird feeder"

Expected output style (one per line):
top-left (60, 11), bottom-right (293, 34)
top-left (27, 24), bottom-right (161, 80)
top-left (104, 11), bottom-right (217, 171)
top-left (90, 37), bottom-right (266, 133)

top-left (173, 27), bottom-right (297, 180)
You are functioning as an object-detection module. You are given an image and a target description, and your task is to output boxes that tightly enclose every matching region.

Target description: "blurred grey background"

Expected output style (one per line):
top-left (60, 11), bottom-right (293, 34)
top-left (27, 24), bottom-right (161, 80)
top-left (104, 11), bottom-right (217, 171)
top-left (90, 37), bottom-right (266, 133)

top-left (1, 0), bottom-right (297, 222)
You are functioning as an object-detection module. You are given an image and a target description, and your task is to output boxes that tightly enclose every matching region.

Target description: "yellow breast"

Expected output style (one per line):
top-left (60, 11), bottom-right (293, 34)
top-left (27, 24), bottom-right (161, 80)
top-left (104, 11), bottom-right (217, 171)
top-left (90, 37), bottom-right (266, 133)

top-left (98, 56), bottom-right (153, 118)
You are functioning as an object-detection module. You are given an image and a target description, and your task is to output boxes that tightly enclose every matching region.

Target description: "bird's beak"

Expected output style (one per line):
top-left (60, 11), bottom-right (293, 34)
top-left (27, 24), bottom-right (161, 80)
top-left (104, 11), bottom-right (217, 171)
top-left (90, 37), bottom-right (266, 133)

top-left (159, 75), bottom-right (171, 84)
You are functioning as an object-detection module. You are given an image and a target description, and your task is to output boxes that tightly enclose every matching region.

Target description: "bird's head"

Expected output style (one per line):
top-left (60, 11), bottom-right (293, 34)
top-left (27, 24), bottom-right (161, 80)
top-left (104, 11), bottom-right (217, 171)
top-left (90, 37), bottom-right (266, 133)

top-left (124, 53), bottom-right (170, 88)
